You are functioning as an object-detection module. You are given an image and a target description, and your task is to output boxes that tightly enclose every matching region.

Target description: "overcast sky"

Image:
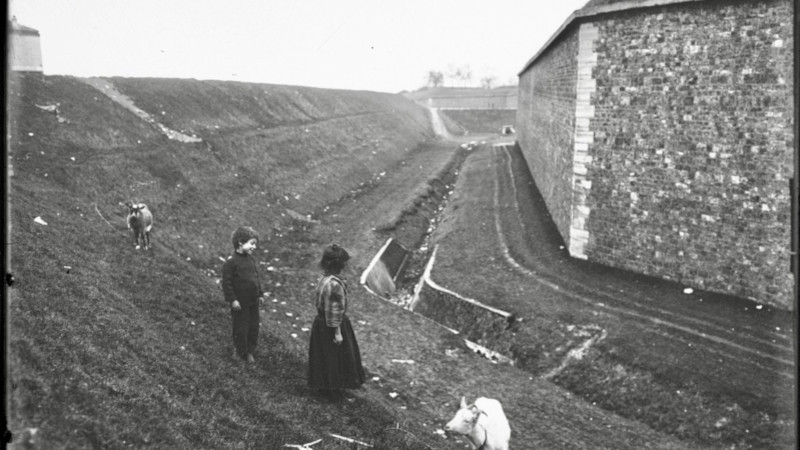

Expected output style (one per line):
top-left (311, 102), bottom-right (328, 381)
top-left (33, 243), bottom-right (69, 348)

top-left (9, 0), bottom-right (588, 93)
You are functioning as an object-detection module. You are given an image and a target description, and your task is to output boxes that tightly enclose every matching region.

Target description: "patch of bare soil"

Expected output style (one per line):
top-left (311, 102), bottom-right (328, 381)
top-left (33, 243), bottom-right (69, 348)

top-left (80, 77), bottom-right (202, 142)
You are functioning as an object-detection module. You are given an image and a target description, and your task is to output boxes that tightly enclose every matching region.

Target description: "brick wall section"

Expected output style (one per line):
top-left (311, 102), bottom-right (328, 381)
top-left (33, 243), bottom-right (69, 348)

top-left (518, 0), bottom-right (794, 309)
top-left (516, 27), bottom-right (580, 245)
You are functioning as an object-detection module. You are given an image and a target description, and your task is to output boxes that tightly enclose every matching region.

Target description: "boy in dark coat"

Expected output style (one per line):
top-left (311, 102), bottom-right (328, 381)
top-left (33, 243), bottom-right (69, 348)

top-left (222, 226), bottom-right (266, 363)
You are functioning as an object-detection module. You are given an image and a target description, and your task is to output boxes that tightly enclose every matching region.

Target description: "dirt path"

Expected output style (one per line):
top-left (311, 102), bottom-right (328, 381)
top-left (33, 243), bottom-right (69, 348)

top-left (428, 108), bottom-right (452, 139)
top-left (426, 141), bottom-right (795, 447)
top-left (493, 145), bottom-right (793, 370)
top-left (80, 77), bottom-right (202, 143)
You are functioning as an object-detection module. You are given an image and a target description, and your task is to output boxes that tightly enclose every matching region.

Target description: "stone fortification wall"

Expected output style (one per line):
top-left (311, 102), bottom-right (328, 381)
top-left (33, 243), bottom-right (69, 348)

top-left (516, 27), bottom-right (580, 246)
top-left (517, 0), bottom-right (795, 308)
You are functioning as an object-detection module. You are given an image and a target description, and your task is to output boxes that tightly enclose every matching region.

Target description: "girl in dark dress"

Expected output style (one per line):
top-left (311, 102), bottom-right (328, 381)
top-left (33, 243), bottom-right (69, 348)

top-left (307, 244), bottom-right (366, 392)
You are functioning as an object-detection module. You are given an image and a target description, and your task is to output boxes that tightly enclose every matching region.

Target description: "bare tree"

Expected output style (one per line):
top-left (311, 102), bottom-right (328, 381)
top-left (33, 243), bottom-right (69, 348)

top-left (426, 70), bottom-right (444, 88)
top-left (480, 76), bottom-right (496, 89)
top-left (458, 65), bottom-right (472, 87)
top-left (446, 65), bottom-right (460, 87)
top-left (444, 64), bottom-right (475, 87)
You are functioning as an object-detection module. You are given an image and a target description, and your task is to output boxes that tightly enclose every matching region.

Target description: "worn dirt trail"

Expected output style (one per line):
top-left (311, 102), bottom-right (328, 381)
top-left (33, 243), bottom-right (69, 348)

top-left (428, 107), bottom-right (452, 139)
top-left (492, 144), bottom-right (794, 389)
top-left (426, 140), bottom-right (795, 447)
top-left (404, 120), bottom-right (795, 447)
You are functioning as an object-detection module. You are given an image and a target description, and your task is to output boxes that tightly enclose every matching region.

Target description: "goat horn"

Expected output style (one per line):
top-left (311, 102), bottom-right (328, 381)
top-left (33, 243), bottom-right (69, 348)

top-left (468, 405), bottom-right (487, 416)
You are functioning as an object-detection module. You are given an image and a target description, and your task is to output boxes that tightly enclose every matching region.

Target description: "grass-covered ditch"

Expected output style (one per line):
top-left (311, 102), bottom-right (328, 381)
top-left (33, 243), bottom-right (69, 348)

top-left (364, 143), bottom-right (522, 361)
top-left (9, 71), bottom-right (787, 449)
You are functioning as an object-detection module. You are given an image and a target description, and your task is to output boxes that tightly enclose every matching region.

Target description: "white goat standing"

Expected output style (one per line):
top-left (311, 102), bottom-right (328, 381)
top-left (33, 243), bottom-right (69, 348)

top-left (125, 201), bottom-right (153, 250)
top-left (445, 396), bottom-right (511, 450)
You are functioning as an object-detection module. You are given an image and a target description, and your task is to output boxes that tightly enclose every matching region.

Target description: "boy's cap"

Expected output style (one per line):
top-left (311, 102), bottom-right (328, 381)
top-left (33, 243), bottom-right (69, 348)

top-left (231, 226), bottom-right (260, 249)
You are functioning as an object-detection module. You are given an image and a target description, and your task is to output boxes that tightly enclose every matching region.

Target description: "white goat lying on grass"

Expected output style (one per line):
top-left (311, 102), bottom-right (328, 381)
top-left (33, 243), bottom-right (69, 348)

top-left (124, 201), bottom-right (153, 250)
top-left (445, 396), bottom-right (511, 450)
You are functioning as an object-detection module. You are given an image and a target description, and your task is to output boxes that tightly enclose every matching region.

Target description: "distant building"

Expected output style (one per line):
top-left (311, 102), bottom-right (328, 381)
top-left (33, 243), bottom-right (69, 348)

top-left (9, 17), bottom-right (43, 72)
top-left (516, 0), bottom-right (794, 309)
top-left (406, 86), bottom-right (517, 110)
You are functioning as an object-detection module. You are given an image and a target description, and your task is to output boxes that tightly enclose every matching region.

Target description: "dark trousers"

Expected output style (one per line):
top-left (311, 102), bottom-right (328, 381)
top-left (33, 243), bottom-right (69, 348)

top-left (231, 303), bottom-right (259, 359)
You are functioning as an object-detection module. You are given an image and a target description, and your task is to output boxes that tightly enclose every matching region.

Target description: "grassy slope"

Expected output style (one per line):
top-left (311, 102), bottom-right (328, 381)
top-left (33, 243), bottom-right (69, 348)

top-left (6, 73), bottom-right (445, 449)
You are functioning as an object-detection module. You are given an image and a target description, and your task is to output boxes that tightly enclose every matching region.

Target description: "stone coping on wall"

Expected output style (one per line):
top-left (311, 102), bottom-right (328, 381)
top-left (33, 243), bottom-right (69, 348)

top-left (518, 0), bottom-right (709, 75)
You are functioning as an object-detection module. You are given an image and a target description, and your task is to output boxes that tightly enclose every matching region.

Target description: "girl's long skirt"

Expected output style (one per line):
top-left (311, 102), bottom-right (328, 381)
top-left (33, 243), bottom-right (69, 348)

top-left (307, 313), bottom-right (365, 390)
